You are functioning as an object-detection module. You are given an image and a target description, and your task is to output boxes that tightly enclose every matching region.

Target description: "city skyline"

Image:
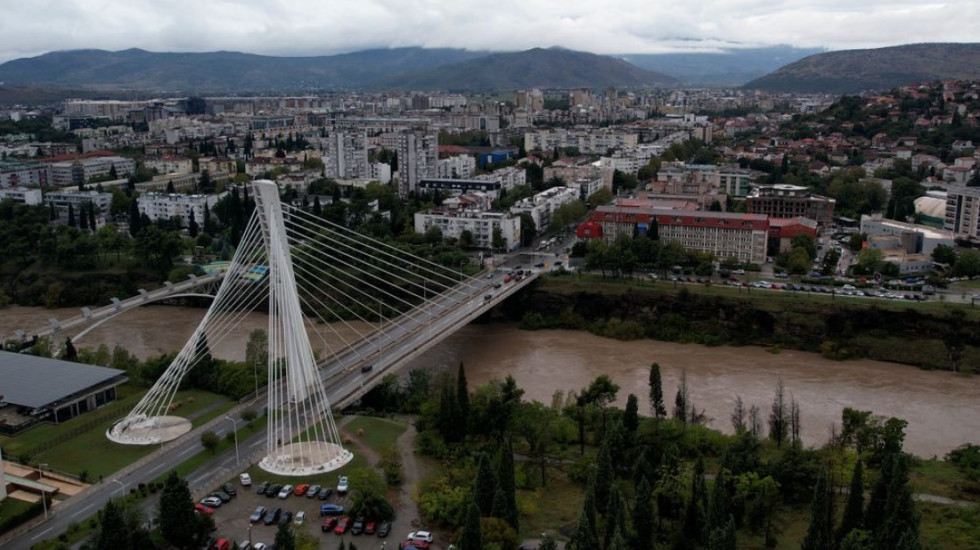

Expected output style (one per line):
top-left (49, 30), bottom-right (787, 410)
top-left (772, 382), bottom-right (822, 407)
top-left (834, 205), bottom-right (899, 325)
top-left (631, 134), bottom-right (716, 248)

top-left (1, 0), bottom-right (978, 64)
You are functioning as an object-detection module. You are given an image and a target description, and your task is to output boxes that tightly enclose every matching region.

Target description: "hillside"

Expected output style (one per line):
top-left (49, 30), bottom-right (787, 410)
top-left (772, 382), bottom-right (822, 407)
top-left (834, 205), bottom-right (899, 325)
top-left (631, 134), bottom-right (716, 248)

top-left (745, 43), bottom-right (980, 93)
top-left (0, 47), bottom-right (490, 93)
top-left (373, 47), bottom-right (677, 91)
top-left (623, 45), bottom-right (824, 85)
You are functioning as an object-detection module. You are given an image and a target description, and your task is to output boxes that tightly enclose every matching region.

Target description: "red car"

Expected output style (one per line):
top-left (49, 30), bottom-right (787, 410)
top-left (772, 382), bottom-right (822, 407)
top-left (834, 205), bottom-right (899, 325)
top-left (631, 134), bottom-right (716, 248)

top-left (194, 503), bottom-right (214, 515)
top-left (294, 484), bottom-right (310, 496)
top-left (334, 517), bottom-right (350, 535)
top-left (402, 541), bottom-right (430, 550)
top-left (364, 521), bottom-right (377, 535)
top-left (321, 517), bottom-right (338, 532)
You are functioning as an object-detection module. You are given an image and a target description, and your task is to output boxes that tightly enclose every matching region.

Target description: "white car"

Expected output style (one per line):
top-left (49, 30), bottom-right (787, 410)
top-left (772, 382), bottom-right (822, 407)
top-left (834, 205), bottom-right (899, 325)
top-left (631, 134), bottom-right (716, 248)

top-left (252, 544), bottom-right (268, 550)
top-left (278, 484), bottom-right (294, 498)
top-left (239, 473), bottom-right (252, 486)
top-left (408, 531), bottom-right (434, 543)
top-left (200, 496), bottom-right (222, 508)
top-left (294, 511), bottom-right (306, 525)
top-left (337, 476), bottom-right (349, 494)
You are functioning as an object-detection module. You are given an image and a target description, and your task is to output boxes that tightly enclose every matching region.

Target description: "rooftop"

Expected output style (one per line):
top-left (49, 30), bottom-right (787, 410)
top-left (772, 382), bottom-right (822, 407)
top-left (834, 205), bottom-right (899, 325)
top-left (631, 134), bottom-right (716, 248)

top-left (0, 351), bottom-right (126, 409)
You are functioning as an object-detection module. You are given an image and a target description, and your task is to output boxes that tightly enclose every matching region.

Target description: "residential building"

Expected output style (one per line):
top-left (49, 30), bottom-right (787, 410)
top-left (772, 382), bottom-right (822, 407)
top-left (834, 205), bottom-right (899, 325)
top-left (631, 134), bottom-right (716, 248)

top-left (580, 205), bottom-right (769, 264)
top-left (144, 156), bottom-right (193, 176)
top-left (0, 160), bottom-right (48, 188)
top-left (418, 178), bottom-right (506, 199)
top-left (326, 129), bottom-right (369, 180)
top-left (0, 187), bottom-right (43, 205)
top-left (47, 156), bottom-right (136, 187)
top-left (414, 208), bottom-right (521, 251)
top-left (524, 128), bottom-right (639, 154)
top-left (391, 130), bottom-right (438, 197)
top-left (944, 185), bottom-right (980, 238)
top-left (44, 189), bottom-right (112, 212)
top-left (369, 162), bottom-right (392, 183)
top-left (746, 184), bottom-right (836, 227)
top-left (137, 192), bottom-right (222, 225)
top-left (509, 186), bottom-right (580, 231)
top-left (437, 154), bottom-right (476, 179)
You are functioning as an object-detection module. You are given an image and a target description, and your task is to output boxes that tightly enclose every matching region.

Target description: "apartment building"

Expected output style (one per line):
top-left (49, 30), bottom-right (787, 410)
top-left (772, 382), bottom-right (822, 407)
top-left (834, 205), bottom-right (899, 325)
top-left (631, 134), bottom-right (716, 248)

top-left (414, 208), bottom-right (521, 251)
top-left (144, 156), bottom-right (193, 176)
top-left (524, 129), bottom-right (639, 154)
top-left (437, 154), bottom-right (476, 179)
top-left (45, 189), bottom-right (113, 212)
top-left (509, 186), bottom-right (580, 231)
top-left (0, 160), bottom-right (48, 188)
top-left (137, 192), bottom-right (221, 226)
top-left (745, 184), bottom-right (836, 227)
top-left (0, 187), bottom-right (43, 205)
top-left (326, 129), bottom-right (369, 180)
top-left (47, 156), bottom-right (136, 187)
top-left (944, 185), bottom-right (980, 238)
top-left (391, 130), bottom-right (438, 197)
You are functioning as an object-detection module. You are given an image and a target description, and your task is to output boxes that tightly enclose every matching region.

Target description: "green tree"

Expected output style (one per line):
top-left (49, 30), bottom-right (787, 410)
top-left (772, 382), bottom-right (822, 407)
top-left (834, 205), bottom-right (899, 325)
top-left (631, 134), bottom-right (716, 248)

top-left (67, 203), bottom-right (76, 227)
top-left (496, 441), bottom-right (519, 531)
top-left (623, 393), bottom-right (639, 440)
top-left (877, 456), bottom-right (921, 550)
top-left (953, 249), bottom-right (980, 277)
top-left (633, 476), bottom-right (655, 549)
top-left (518, 212), bottom-right (536, 247)
top-left (348, 468), bottom-right (395, 520)
top-left (674, 369), bottom-right (689, 424)
top-left (459, 499), bottom-right (483, 550)
top-left (568, 487), bottom-right (599, 550)
top-left (274, 521), bottom-right (296, 550)
top-left (492, 227), bottom-right (506, 251)
top-left (459, 229), bottom-right (474, 248)
top-left (473, 453), bottom-right (496, 516)
top-left (801, 471), bottom-right (833, 550)
top-left (649, 362), bottom-right (666, 418)
top-left (457, 362), bottom-right (470, 435)
top-left (931, 244), bottom-right (956, 267)
top-left (683, 456), bottom-right (708, 543)
top-left (707, 517), bottom-right (737, 550)
top-left (768, 379), bottom-right (788, 448)
top-left (200, 431), bottom-right (220, 454)
top-left (94, 500), bottom-right (129, 550)
top-left (837, 459), bottom-right (864, 545)
top-left (159, 471), bottom-right (212, 549)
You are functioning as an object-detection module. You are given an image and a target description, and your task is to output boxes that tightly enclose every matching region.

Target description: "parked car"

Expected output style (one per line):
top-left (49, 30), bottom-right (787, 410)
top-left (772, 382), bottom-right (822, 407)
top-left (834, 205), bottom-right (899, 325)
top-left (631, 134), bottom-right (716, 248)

top-left (336, 476), bottom-right (349, 494)
top-left (318, 488), bottom-right (333, 501)
top-left (238, 541), bottom-right (252, 550)
top-left (223, 483), bottom-right (237, 496)
top-left (278, 484), bottom-right (294, 498)
top-left (279, 510), bottom-right (293, 526)
top-left (213, 539), bottom-right (231, 550)
top-left (194, 503), bottom-right (214, 515)
top-left (210, 491), bottom-right (232, 503)
top-left (239, 473), bottom-right (252, 486)
top-left (251, 544), bottom-right (268, 550)
top-left (200, 496), bottom-right (222, 508)
top-left (377, 522), bottom-right (391, 537)
top-left (264, 507), bottom-right (282, 526)
top-left (294, 511), bottom-right (306, 525)
top-left (351, 517), bottom-right (365, 535)
top-left (408, 531), bottom-right (434, 543)
top-left (307, 485), bottom-right (321, 498)
top-left (255, 481), bottom-right (269, 495)
top-left (320, 503), bottom-right (345, 516)
top-left (334, 517), bottom-right (350, 535)
top-left (249, 506), bottom-right (267, 523)
top-left (294, 484), bottom-right (310, 496)
top-left (322, 516), bottom-right (338, 532)
top-left (265, 484), bottom-right (281, 497)
top-left (364, 521), bottom-right (377, 535)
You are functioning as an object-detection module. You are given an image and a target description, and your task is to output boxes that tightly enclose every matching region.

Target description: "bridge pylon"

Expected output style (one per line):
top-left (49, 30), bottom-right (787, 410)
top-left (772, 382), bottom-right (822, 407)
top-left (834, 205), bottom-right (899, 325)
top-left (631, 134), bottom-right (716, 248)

top-left (107, 180), bottom-right (352, 475)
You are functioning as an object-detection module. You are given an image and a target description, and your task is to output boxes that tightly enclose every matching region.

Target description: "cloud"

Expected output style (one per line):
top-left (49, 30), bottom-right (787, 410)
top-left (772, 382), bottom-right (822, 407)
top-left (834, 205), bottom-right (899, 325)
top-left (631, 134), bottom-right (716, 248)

top-left (0, 0), bottom-right (977, 62)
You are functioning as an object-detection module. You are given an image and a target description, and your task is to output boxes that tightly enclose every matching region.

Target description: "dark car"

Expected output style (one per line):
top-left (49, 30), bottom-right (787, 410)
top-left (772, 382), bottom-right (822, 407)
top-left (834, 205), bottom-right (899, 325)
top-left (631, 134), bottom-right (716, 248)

top-left (318, 488), bottom-right (333, 500)
top-left (320, 503), bottom-right (345, 516)
top-left (361, 364), bottom-right (373, 373)
top-left (377, 521), bottom-right (391, 537)
top-left (264, 507), bottom-right (282, 526)
top-left (279, 511), bottom-right (293, 526)
top-left (222, 483), bottom-right (237, 496)
top-left (306, 485), bottom-right (321, 498)
top-left (249, 506), bottom-right (267, 523)
top-left (210, 491), bottom-right (232, 503)
top-left (255, 481), bottom-right (270, 495)
top-left (265, 484), bottom-right (282, 497)
top-left (350, 517), bottom-right (365, 535)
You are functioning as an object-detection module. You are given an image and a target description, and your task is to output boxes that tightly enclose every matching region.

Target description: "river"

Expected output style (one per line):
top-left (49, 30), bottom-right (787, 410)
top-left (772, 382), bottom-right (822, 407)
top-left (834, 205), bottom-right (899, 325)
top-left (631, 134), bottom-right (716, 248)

top-left (2, 305), bottom-right (978, 457)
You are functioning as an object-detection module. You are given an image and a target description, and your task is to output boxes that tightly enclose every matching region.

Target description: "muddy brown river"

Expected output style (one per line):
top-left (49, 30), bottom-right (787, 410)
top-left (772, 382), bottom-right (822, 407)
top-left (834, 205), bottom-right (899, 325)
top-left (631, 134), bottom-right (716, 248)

top-left (2, 305), bottom-right (978, 457)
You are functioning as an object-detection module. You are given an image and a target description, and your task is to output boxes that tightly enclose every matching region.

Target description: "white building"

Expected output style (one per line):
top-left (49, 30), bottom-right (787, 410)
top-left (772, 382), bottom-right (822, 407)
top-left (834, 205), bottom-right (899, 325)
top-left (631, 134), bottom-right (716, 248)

top-left (137, 192), bottom-right (222, 226)
top-left (414, 208), bottom-right (521, 250)
top-left (437, 155), bottom-right (476, 179)
top-left (475, 166), bottom-right (526, 191)
top-left (524, 129), bottom-right (639, 154)
top-left (144, 156), bottom-right (193, 176)
top-left (0, 187), bottom-right (43, 205)
top-left (392, 130), bottom-right (438, 197)
top-left (945, 185), bottom-right (980, 238)
top-left (0, 160), bottom-right (49, 188)
top-left (45, 189), bottom-right (112, 212)
top-left (326, 129), bottom-right (369, 180)
top-left (369, 162), bottom-right (392, 183)
top-left (47, 156), bottom-right (136, 187)
top-left (510, 186), bottom-right (580, 231)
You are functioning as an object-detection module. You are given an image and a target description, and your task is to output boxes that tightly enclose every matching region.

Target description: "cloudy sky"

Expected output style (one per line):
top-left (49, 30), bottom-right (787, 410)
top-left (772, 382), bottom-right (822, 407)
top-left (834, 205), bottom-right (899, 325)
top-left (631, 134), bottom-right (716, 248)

top-left (1, 0), bottom-right (978, 62)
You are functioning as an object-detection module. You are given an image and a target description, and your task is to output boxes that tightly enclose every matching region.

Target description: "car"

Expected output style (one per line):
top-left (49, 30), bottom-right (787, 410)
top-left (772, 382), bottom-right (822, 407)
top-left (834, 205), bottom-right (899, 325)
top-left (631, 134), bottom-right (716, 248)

top-left (318, 488), bottom-right (334, 500)
top-left (334, 517), bottom-right (350, 534)
top-left (194, 503), bottom-right (214, 515)
top-left (403, 540), bottom-right (431, 550)
top-left (264, 507), bottom-right (282, 526)
top-left (321, 503), bottom-right (345, 516)
top-left (201, 537), bottom-right (217, 550)
top-left (377, 522), bottom-right (391, 537)
top-left (239, 473), bottom-right (252, 486)
top-left (485, 273), bottom-right (494, 279)
top-left (361, 364), bottom-right (374, 373)
top-left (294, 511), bottom-right (306, 525)
top-left (265, 483), bottom-right (281, 497)
top-left (238, 541), bottom-right (252, 550)
top-left (200, 496), bottom-right (222, 508)
top-left (351, 517), bottom-right (365, 535)
top-left (294, 484), bottom-right (310, 496)
top-left (493, 282), bottom-right (501, 289)
top-left (278, 484), bottom-right (294, 498)
top-left (222, 483), bottom-right (237, 496)
top-left (534, 262), bottom-right (545, 268)
top-left (337, 476), bottom-right (349, 494)
top-left (364, 521), bottom-right (377, 535)
top-left (279, 510), bottom-right (293, 526)
top-left (408, 531), bottom-right (434, 543)
top-left (322, 516), bottom-right (339, 532)
top-left (307, 484), bottom-right (321, 498)
top-left (483, 294), bottom-right (492, 301)
top-left (249, 506), bottom-right (268, 523)
top-left (213, 539), bottom-right (232, 550)
top-left (210, 491), bottom-right (232, 503)
top-left (251, 544), bottom-right (268, 550)
top-left (255, 481), bottom-right (269, 495)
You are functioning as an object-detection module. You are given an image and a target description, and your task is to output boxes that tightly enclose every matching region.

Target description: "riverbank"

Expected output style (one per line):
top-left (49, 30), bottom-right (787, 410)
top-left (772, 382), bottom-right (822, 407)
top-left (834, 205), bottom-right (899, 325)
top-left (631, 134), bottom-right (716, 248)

top-left (507, 273), bottom-right (980, 372)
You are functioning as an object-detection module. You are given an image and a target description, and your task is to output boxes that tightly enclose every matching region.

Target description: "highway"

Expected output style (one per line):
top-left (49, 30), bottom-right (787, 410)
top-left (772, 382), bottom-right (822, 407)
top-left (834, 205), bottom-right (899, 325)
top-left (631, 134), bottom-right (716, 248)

top-left (3, 262), bottom-right (539, 550)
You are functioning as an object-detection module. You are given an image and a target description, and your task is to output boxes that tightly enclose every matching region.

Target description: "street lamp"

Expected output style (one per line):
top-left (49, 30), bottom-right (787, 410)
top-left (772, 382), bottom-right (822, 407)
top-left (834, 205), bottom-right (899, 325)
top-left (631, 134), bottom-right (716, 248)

top-left (38, 464), bottom-right (49, 519)
top-left (111, 478), bottom-right (126, 497)
top-left (225, 415), bottom-right (240, 466)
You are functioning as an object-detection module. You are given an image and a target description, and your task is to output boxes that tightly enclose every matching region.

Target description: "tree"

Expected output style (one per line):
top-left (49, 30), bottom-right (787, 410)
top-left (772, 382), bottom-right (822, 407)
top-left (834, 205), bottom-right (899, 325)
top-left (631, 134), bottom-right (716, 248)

top-left (457, 362), bottom-right (470, 435)
top-left (682, 456), bottom-right (708, 543)
top-left (496, 442), bottom-right (519, 531)
top-left (801, 470), bottom-right (833, 550)
top-left (594, 440), bottom-right (614, 516)
top-left (348, 468), bottom-right (395, 521)
top-left (649, 362), bottom-right (666, 419)
top-left (473, 453), bottom-right (496, 516)
top-left (198, 169), bottom-right (213, 193)
top-left (88, 203), bottom-right (97, 230)
top-left (623, 393), bottom-right (639, 439)
top-left (93, 500), bottom-right (129, 550)
top-left (673, 369), bottom-right (689, 424)
top-left (837, 459), bottom-right (864, 545)
top-left (931, 244), bottom-right (956, 267)
top-left (274, 522), bottom-right (296, 550)
top-left (159, 471), bottom-right (212, 549)
top-left (200, 431), bottom-right (220, 454)
top-left (731, 395), bottom-right (746, 433)
top-left (568, 488), bottom-right (599, 550)
top-left (459, 229), bottom-right (474, 248)
top-left (188, 216), bottom-right (199, 238)
top-left (538, 534), bottom-right (559, 550)
top-left (166, 180), bottom-right (176, 193)
top-left (633, 476), bottom-right (655, 549)
top-left (491, 227), bottom-right (506, 251)
top-left (459, 499), bottom-right (483, 550)
top-left (953, 249), bottom-right (980, 278)
top-left (768, 379), bottom-right (788, 448)
top-left (64, 337), bottom-right (78, 361)
top-left (67, 203), bottom-right (76, 227)
top-left (706, 517), bottom-right (737, 550)
top-left (518, 212), bottom-right (536, 247)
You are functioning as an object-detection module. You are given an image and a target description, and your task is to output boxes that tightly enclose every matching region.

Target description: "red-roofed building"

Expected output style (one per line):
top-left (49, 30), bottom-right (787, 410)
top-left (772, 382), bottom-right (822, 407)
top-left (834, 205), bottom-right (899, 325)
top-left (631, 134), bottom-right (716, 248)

top-left (768, 217), bottom-right (819, 253)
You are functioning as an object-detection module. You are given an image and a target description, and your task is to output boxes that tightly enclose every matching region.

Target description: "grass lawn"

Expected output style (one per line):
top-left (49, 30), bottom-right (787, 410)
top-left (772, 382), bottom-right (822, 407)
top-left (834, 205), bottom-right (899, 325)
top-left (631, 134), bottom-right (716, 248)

top-left (0, 498), bottom-right (38, 534)
top-left (341, 416), bottom-right (408, 454)
top-left (517, 468), bottom-right (583, 539)
top-left (910, 458), bottom-right (980, 502)
top-left (919, 501), bottom-right (980, 549)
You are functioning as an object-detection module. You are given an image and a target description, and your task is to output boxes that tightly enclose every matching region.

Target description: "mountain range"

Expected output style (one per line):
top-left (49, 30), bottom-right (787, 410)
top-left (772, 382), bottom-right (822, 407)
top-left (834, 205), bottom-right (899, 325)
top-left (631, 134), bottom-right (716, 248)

top-left (744, 43), bottom-right (980, 93)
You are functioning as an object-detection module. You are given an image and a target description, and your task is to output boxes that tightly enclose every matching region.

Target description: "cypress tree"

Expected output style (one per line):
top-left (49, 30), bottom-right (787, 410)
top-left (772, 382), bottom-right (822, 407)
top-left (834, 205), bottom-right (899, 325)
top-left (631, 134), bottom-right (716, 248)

top-left (49, 202), bottom-right (57, 220)
top-left (203, 202), bottom-right (214, 234)
top-left (64, 337), bottom-right (78, 361)
top-left (878, 456), bottom-right (920, 550)
top-left (94, 500), bottom-right (128, 550)
top-left (569, 489), bottom-right (599, 550)
top-left (594, 440), bottom-right (613, 516)
top-left (189, 216), bottom-right (199, 238)
top-left (490, 487), bottom-right (508, 520)
top-left (68, 202), bottom-right (76, 227)
top-left (623, 393), bottom-right (639, 438)
top-left (313, 195), bottom-right (322, 215)
top-left (649, 363), bottom-right (666, 418)
top-left (459, 499), bottom-right (483, 550)
top-left (801, 470), bottom-right (833, 550)
top-left (128, 200), bottom-right (141, 236)
top-left (837, 459), bottom-right (864, 544)
top-left (79, 203), bottom-right (89, 230)
top-left (633, 476), bottom-right (655, 549)
top-left (158, 471), bottom-right (201, 549)
top-left (682, 456), bottom-right (707, 542)
top-left (706, 516), bottom-right (737, 550)
top-left (673, 370), bottom-right (689, 424)
top-left (274, 522), bottom-right (296, 550)
top-left (88, 202), bottom-right (96, 229)
top-left (864, 454), bottom-right (893, 533)
top-left (707, 468), bottom-right (731, 535)
top-left (497, 441), bottom-right (519, 531)
top-left (602, 484), bottom-right (624, 550)
top-left (473, 453), bottom-right (496, 516)
top-left (609, 525), bottom-right (629, 550)
top-left (457, 362), bottom-right (470, 435)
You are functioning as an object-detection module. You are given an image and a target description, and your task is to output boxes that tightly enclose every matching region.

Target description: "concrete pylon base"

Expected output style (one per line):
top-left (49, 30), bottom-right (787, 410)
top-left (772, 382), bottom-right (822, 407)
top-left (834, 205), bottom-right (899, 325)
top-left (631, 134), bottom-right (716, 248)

top-left (106, 415), bottom-right (192, 445)
top-left (258, 442), bottom-right (353, 476)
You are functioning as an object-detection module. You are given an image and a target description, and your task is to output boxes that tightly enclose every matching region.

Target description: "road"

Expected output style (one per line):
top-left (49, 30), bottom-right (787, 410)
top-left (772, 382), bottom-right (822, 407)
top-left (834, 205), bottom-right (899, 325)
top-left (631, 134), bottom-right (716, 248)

top-left (5, 262), bottom-right (539, 550)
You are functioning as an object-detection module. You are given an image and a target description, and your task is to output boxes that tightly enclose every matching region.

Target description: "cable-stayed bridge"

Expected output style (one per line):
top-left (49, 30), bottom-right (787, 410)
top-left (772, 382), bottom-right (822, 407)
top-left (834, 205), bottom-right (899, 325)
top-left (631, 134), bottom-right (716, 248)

top-left (16, 180), bottom-right (535, 475)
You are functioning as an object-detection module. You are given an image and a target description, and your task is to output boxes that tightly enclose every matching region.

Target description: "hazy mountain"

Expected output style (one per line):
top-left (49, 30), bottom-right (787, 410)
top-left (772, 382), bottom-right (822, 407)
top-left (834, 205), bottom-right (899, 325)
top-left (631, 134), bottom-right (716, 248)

top-left (621, 45), bottom-right (824, 85)
top-left (744, 43), bottom-right (980, 93)
top-left (374, 47), bottom-right (676, 91)
top-left (0, 47), bottom-right (490, 92)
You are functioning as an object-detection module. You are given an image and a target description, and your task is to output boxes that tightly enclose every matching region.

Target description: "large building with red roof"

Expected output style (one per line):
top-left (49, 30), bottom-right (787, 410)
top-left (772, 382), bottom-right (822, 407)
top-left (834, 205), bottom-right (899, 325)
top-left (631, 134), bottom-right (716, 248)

top-left (579, 204), bottom-right (769, 264)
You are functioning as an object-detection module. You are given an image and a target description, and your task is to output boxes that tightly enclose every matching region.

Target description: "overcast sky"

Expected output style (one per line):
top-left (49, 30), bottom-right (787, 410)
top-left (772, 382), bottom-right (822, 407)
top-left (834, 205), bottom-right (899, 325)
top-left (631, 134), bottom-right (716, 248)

top-left (1, 0), bottom-right (978, 63)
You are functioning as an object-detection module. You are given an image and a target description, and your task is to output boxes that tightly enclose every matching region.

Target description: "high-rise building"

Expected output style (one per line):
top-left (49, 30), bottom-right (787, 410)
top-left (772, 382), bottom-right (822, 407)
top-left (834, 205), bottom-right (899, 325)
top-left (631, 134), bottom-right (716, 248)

top-left (326, 129), bottom-right (369, 180)
top-left (944, 185), bottom-right (980, 238)
top-left (746, 184), bottom-right (836, 227)
top-left (392, 130), bottom-right (438, 197)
